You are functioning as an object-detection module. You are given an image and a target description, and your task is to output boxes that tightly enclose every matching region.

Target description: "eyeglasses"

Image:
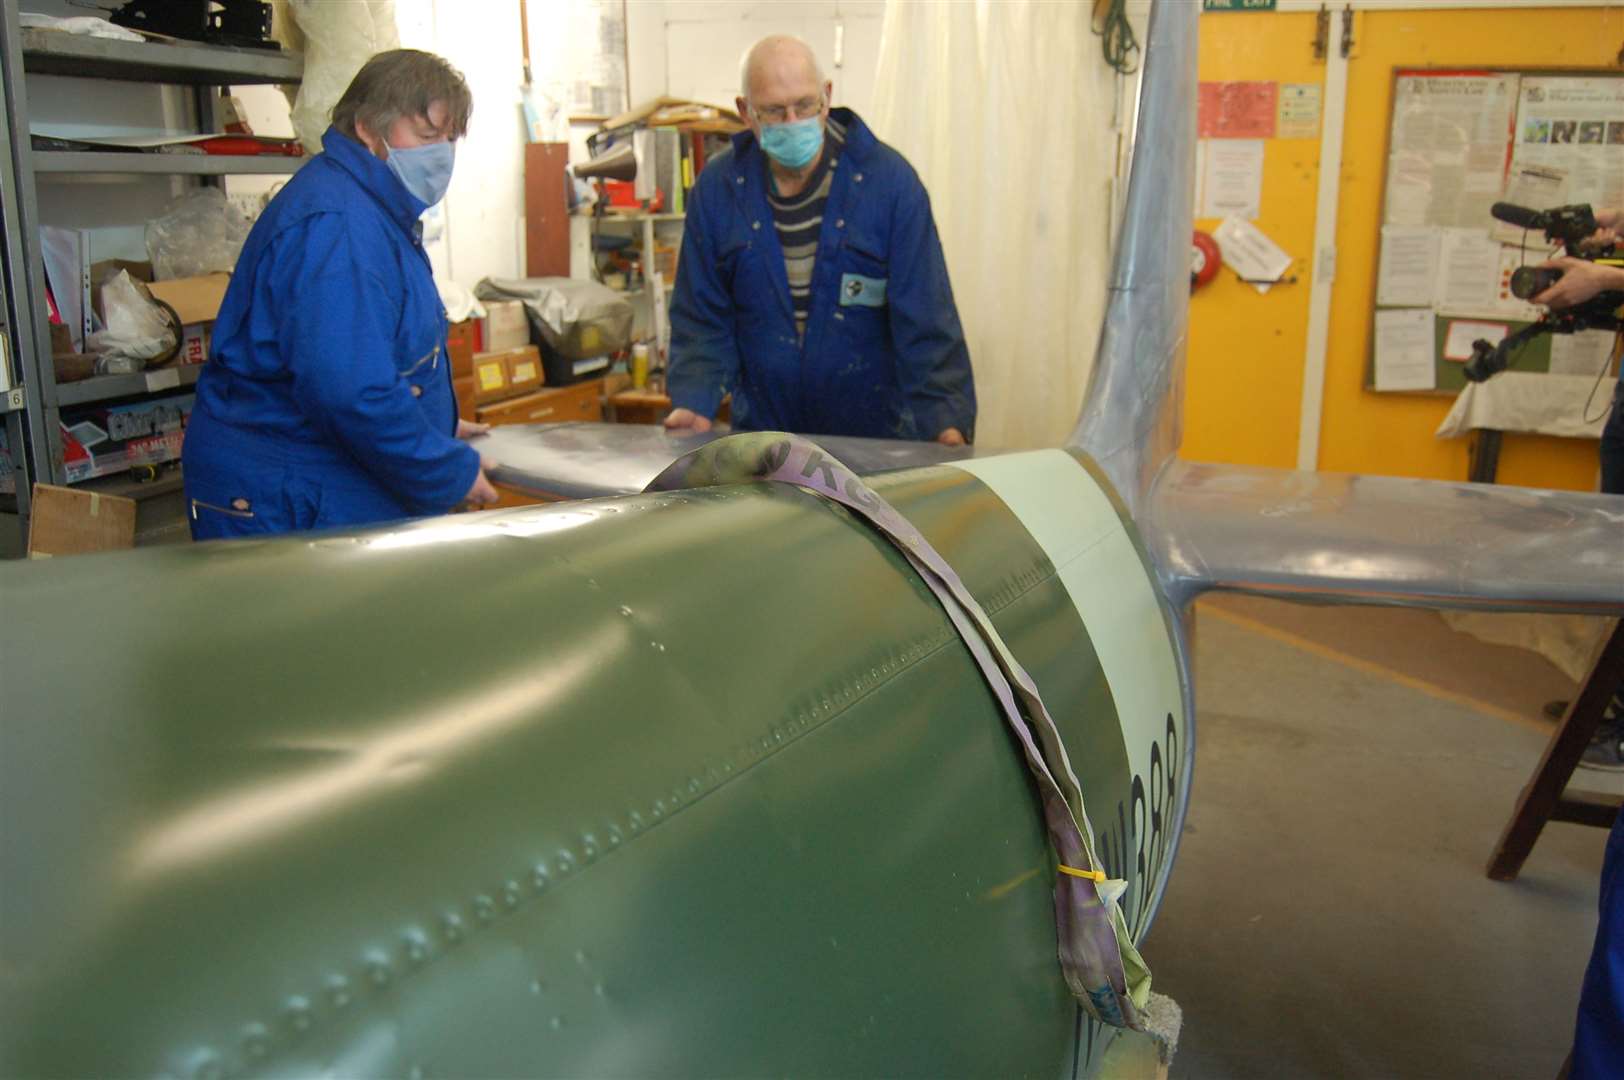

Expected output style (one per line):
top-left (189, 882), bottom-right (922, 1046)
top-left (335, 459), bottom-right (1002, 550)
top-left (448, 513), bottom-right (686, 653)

top-left (751, 95), bottom-right (824, 125)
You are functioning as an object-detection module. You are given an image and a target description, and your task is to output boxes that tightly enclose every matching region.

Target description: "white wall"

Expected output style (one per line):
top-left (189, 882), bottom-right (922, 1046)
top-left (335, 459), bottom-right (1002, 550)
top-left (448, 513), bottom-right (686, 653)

top-left (662, 0), bottom-right (886, 117)
top-left (29, 72), bottom-right (194, 262)
top-left (625, 0), bottom-right (669, 107)
top-left (397, 0), bottom-right (528, 288)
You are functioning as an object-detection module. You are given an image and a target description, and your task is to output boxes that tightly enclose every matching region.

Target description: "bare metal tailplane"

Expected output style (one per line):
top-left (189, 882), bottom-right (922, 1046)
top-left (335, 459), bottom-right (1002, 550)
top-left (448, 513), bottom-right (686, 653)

top-left (1061, 2), bottom-right (1624, 619)
top-left (1066, 0), bottom-right (1196, 518)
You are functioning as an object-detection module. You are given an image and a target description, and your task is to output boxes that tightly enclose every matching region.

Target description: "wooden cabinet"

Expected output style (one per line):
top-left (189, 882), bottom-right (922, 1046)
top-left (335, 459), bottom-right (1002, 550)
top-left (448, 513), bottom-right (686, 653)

top-left (476, 379), bottom-right (603, 427)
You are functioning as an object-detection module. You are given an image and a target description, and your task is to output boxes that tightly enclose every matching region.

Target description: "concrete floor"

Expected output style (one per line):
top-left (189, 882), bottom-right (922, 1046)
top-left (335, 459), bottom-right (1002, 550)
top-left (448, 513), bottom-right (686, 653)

top-left (1148, 598), bottom-right (1620, 1079)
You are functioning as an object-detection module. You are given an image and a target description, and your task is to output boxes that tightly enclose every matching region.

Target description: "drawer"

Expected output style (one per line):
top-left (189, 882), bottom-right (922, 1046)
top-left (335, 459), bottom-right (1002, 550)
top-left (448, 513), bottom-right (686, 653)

top-left (477, 379), bottom-right (603, 427)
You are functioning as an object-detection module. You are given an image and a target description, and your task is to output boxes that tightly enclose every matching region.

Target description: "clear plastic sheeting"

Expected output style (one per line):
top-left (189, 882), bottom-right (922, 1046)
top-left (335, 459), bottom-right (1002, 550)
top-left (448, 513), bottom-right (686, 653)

top-left (145, 189), bottom-right (253, 281)
top-left (285, 0), bottom-right (400, 154)
top-left (88, 271), bottom-right (176, 374)
top-left (1067, 1), bottom-right (1195, 518)
top-left (869, 1), bottom-right (1120, 452)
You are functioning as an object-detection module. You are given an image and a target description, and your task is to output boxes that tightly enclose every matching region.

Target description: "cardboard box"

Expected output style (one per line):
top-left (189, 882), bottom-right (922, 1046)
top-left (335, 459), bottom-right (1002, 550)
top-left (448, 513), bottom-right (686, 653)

top-left (146, 273), bottom-right (231, 325)
top-left (505, 346), bottom-right (544, 393)
top-left (60, 393), bottom-right (193, 483)
top-left (147, 273), bottom-right (229, 367)
top-left (178, 325), bottom-right (209, 365)
top-left (476, 379), bottom-right (603, 427)
top-left (26, 483), bottom-right (137, 558)
top-left (468, 352), bottom-right (512, 404)
top-left (481, 300), bottom-right (530, 352)
top-left (447, 318), bottom-right (480, 377)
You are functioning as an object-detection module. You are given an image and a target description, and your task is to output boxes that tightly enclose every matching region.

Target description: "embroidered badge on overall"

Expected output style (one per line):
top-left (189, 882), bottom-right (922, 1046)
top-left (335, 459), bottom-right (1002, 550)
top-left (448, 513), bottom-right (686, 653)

top-left (839, 273), bottom-right (887, 308)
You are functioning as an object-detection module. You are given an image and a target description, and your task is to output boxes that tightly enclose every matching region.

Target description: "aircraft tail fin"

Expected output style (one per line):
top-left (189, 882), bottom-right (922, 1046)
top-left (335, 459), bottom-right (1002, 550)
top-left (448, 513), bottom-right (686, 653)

top-left (1066, 0), bottom-right (1198, 517)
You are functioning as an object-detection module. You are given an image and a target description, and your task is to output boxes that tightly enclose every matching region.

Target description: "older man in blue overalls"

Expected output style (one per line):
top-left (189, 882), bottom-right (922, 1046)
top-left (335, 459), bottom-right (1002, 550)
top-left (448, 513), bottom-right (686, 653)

top-left (664, 35), bottom-right (975, 445)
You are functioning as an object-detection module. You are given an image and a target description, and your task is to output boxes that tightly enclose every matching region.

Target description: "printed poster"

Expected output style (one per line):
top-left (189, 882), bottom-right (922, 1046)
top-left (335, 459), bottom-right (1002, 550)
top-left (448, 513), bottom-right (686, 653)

top-left (1199, 81), bottom-right (1278, 139)
top-left (1510, 76), bottom-right (1624, 215)
top-left (1277, 83), bottom-right (1322, 140)
top-left (1384, 71), bottom-right (1518, 230)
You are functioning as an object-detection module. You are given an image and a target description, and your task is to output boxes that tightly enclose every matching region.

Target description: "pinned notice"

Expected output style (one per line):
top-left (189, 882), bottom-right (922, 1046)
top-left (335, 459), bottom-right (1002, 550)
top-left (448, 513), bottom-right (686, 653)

top-left (1442, 319), bottom-right (1508, 362)
top-left (1374, 308), bottom-right (1436, 391)
top-left (1376, 226), bottom-right (1440, 307)
top-left (1214, 216), bottom-right (1292, 294)
top-left (1550, 330), bottom-right (1617, 376)
top-left (1199, 81), bottom-right (1278, 139)
top-left (1278, 83), bottom-right (1322, 139)
top-left (1201, 140), bottom-right (1265, 221)
top-left (1436, 228), bottom-right (1501, 314)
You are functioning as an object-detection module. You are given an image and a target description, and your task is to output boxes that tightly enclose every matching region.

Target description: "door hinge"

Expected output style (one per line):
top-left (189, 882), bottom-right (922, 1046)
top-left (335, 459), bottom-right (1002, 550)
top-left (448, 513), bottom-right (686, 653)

top-left (1316, 6), bottom-right (1354, 60)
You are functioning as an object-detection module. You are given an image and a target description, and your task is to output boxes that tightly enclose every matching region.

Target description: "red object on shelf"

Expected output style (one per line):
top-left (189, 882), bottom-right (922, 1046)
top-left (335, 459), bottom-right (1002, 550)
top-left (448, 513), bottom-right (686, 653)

top-left (186, 136), bottom-right (304, 157)
top-left (602, 180), bottom-right (663, 212)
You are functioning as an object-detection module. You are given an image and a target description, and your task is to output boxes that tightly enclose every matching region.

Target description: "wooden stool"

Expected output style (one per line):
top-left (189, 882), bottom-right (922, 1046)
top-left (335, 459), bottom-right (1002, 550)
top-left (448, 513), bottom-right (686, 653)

top-left (1488, 620), bottom-right (1624, 881)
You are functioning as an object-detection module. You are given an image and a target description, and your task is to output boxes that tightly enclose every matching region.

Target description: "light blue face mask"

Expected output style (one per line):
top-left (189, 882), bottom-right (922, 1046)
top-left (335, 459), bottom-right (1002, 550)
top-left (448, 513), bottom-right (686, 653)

top-left (758, 116), bottom-right (824, 170)
top-left (386, 140), bottom-right (456, 207)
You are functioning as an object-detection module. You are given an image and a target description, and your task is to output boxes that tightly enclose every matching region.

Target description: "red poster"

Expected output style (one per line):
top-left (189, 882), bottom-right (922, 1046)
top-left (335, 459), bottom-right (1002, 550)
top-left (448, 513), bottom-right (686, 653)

top-left (1198, 81), bottom-right (1279, 139)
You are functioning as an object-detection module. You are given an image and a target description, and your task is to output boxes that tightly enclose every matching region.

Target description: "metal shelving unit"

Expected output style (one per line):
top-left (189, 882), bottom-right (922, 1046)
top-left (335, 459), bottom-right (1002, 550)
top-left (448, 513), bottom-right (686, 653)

top-left (595, 211), bottom-right (683, 344)
top-left (18, 27), bottom-right (302, 84)
top-left (54, 363), bottom-right (201, 406)
top-left (0, 14), bottom-right (303, 546)
top-left (33, 151), bottom-right (305, 175)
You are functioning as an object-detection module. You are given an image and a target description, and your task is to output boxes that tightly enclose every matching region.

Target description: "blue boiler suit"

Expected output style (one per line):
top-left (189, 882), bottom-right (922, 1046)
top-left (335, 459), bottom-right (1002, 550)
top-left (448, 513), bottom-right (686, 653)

top-left (182, 126), bottom-right (479, 539)
top-left (1573, 809), bottom-right (1624, 1079)
top-left (668, 108), bottom-right (975, 442)
top-left (1573, 396), bottom-right (1624, 1079)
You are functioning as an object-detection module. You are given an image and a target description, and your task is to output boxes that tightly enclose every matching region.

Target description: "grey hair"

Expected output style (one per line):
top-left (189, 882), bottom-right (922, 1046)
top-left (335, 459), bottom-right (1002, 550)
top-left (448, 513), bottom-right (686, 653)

top-left (333, 49), bottom-right (473, 142)
top-left (738, 35), bottom-right (825, 102)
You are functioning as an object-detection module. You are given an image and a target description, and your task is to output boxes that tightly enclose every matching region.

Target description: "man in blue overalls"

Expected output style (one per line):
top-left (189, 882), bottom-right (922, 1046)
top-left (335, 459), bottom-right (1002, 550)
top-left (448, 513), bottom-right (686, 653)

top-left (183, 49), bottom-right (496, 539)
top-left (664, 35), bottom-right (975, 445)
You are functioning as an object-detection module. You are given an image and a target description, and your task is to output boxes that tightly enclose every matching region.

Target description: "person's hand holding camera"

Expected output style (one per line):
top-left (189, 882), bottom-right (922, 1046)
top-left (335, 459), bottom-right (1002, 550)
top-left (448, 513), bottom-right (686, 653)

top-left (1574, 207), bottom-right (1624, 255)
top-left (1533, 258), bottom-right (1624, 310)
top-left (1533, 207), bottom-right (1624, 310)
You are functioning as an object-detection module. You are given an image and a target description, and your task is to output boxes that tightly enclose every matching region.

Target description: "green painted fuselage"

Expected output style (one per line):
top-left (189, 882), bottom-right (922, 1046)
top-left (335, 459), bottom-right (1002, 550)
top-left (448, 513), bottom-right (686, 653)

top-left (0, 450), bottom-right (1187, 1077)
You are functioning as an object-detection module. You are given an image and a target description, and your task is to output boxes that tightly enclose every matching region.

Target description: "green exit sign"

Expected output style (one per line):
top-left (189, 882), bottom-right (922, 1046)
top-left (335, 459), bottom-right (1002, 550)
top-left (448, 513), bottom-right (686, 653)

top-left (1203, 0), bottom-right (1277, 10)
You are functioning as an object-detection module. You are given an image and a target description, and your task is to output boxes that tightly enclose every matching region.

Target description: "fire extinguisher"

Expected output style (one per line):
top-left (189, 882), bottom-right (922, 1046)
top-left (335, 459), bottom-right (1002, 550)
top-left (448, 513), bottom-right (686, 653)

top-left (1191, 230), bottom-right (1221, 290)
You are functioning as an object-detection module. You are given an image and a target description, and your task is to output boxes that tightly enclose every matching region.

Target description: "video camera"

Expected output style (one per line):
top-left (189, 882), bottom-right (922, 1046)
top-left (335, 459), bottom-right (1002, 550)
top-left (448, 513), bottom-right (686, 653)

top-left (1462, 202), bottom-right (1622, 383)
top-left (1490, 202), bottom-right (1609, 252)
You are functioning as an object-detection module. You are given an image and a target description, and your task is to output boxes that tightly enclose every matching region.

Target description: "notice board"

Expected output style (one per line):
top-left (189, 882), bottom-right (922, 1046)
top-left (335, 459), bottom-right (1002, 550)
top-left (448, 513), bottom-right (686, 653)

top-left (1366, 67), bottom-right (1624, 394)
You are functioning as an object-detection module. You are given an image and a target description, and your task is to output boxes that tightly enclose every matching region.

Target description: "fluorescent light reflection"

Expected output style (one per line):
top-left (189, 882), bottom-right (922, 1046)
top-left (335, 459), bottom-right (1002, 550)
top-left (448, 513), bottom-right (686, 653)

top-left (130, 621), bottom-right (618, 881)
top-left (365, 511), bottom-right (599, 551)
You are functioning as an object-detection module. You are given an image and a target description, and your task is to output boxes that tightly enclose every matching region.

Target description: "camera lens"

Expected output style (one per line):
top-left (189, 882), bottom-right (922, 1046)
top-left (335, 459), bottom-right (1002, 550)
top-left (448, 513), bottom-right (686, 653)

top-left (1510, 266), bottom-right (1561, 300)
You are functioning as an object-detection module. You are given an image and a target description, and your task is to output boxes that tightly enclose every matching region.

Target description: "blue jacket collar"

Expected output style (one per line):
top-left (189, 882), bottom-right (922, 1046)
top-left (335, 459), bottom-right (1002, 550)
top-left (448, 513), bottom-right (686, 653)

top-left (726, 106), bottom-right (875, 179)
top-left (320, 126), bottom-right (428, 231)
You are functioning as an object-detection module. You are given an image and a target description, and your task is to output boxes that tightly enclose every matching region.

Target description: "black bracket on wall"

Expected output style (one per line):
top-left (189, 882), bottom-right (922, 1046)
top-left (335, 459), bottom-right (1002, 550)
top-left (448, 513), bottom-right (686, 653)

top-left (1315, 5), bottom-right (1354, 60)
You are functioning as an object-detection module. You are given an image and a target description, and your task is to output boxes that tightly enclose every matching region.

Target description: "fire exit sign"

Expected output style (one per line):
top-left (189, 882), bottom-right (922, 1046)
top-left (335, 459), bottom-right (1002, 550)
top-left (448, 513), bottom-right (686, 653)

top-left (1203, 0), bottom-right (1277, 10)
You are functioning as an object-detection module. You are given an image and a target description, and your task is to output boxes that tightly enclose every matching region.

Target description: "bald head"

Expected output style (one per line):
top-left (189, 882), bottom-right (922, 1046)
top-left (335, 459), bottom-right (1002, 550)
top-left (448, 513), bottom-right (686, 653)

top-left (739, 35), bottom-right (824, 103)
